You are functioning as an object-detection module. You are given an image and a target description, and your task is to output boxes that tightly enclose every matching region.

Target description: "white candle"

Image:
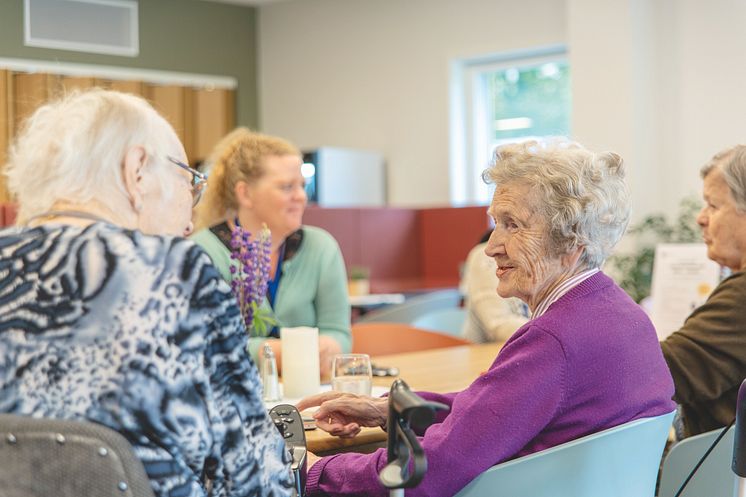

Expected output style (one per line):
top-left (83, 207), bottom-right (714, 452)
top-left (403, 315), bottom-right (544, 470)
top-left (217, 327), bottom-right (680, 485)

top-left (281, 326), bottom-right (320, 399)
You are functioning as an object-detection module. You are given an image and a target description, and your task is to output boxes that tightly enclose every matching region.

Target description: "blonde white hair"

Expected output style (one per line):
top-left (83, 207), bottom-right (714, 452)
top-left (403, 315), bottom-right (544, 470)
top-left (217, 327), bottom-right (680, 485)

top-left (483, 140), bottom-right (631, 268)
top-left (5, 89), bottom-right (179, 224)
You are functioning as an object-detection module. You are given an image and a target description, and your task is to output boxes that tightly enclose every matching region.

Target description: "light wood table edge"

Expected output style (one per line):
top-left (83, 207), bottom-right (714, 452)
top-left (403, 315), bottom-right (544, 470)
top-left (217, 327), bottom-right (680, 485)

top-left (305, 342), bottom-right (503, 454)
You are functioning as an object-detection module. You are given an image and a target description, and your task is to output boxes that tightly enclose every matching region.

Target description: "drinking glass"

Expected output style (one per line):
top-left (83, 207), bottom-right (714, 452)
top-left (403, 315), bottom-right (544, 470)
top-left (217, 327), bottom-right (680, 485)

top-left (331, 354), bottom-right (373, 395)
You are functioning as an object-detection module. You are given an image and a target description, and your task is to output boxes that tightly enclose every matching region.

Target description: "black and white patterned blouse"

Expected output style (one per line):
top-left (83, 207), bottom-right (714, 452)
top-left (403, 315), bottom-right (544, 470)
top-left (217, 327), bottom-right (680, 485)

top-left (0, 222), bottom-right (293, 497)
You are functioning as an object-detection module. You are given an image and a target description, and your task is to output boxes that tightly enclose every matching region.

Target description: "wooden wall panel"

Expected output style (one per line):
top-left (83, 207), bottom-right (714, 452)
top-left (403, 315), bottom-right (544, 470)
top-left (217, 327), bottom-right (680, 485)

top-left (13, 73), bottom-right (54, 133)
top-left (189, 88), bottom-right (235, 162)
top-left (147, 84), bottom-right (186, 143)
top-left (105, 79), bottom-right (146, 97)
top-left (1, 69), bottom-right (235, 198)
top-left (0, 70), bottom-right (10, 202)
top-left (56, 76), bottom-right (97, 97)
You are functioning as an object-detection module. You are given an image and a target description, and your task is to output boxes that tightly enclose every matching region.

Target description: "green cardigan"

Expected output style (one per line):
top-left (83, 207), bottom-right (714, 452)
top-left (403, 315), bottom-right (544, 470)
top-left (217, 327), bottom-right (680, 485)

top-left (661, 271), bottom-right (746, 436)
top-left (191, 224), bottom-right (351, 362)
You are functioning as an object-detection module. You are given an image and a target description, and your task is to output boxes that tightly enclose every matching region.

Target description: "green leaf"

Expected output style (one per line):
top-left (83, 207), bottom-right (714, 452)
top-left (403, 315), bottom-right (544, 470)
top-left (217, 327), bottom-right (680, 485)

top-left (249, 303), bottom-right (279, 338)
top-left (607, 195), bottom-right (701, 302)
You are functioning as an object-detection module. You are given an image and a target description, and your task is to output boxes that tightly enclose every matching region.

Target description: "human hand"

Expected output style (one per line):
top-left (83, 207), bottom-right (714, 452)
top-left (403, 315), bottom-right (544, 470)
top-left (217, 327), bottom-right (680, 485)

top-left (318, 335), bottom-right (342, 379)
top-left (296, 391), bottom-right (388, 438)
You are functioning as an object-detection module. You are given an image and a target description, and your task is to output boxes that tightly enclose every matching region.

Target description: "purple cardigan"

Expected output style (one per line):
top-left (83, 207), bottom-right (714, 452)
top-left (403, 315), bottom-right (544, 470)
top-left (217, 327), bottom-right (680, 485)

top-left (306, 272), bottom-right (675, 497)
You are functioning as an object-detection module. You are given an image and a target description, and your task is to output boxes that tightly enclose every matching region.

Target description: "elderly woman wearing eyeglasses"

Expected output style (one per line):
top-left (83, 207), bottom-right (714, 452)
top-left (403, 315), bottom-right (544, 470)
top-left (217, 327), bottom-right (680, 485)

top-left (192, 128), bottom-right (351, 377)
top-left (0, 90), bottom-right (294, 497)
top-left (297, 141), bottom-right (675, 497)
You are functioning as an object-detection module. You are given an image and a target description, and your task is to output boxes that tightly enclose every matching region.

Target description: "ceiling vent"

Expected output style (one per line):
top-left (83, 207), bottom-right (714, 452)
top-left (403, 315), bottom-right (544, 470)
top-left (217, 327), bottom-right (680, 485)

top-left (25, 0), bottom-right (139, 57)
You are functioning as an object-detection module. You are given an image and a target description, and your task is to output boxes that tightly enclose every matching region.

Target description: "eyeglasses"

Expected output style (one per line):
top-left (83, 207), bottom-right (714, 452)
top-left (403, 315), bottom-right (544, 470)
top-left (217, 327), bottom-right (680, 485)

top-left (167, 156), bottom-right (207, 206)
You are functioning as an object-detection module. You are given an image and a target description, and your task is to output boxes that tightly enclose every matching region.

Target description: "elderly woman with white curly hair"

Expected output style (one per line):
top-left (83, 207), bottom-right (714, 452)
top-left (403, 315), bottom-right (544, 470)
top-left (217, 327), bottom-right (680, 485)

top-left (296, 141), bottom-right (675, 497)
top-left (0, 89), bottom-right (294, 497)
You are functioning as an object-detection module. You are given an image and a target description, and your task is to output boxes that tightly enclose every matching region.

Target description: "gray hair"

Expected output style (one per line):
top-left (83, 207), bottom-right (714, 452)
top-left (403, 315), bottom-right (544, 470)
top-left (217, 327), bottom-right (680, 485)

top-left (701, 145), bottom-right (746, 212)
top-left (5, 89), bottom-right (178, 224)
top-left (482, 140), bottom-right (631, 268)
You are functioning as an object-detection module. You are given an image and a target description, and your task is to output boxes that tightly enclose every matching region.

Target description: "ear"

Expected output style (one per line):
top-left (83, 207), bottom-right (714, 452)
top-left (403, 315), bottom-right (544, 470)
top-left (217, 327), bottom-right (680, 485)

top-left (121, 146), bottom-right (148, 212)
top-left (562, 245), bottom-right (585, 269)
top-left (234, 180), bottom-right (254, 210)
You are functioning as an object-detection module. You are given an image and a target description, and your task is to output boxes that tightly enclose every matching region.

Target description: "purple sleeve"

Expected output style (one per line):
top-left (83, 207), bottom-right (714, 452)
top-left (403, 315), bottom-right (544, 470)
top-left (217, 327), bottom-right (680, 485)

top-left (415, 391), bottom-right (458, 426)
top-left (306, 326), bottom-right (567, 497)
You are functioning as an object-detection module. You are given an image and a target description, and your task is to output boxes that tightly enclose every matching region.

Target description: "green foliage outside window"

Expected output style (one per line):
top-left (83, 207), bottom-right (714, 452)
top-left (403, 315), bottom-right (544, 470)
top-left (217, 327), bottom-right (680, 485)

top-left (485, 62), bottom-right (571, 141)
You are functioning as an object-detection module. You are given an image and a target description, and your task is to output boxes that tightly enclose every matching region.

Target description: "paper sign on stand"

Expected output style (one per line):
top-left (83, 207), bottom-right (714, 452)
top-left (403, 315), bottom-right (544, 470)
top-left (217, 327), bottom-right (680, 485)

top-left (650, 243), bottom-right (721, 340)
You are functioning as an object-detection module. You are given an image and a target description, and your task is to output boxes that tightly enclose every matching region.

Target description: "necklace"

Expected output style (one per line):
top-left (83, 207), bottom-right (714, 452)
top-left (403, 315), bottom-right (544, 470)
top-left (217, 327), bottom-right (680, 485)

top-left (24, 210), bottom-right (111, 227)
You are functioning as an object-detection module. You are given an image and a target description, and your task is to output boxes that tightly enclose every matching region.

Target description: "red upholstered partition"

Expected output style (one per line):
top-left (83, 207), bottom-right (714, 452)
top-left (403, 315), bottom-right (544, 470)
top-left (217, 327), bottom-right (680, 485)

top-left (303, 205), bottom-right (490, 292)
top-left (303, 206), bottom-right (420, 285)
top-left (0, 203), bottom-right (17, 227)
top-left (6, 204), bottom-right (16, 225)
top-left (419, 206), bottom-right (491, 282)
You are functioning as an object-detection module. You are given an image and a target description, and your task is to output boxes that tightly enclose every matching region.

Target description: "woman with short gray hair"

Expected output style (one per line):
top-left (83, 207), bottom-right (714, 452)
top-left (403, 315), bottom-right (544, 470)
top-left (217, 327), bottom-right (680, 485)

top-left (295, 140), bottom-right (674, 497)
top-left (484, 141), bottom-right (630, 270)
top-left (662, 144), bottom-right (746, 438)
top-left (0, 89), bottom-right (294, 497)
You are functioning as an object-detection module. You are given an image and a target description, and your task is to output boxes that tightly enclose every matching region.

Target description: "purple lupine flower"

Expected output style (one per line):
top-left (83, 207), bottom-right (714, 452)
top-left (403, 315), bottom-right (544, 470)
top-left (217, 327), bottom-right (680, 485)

top-left (229, 223), bottom-right (273, 334)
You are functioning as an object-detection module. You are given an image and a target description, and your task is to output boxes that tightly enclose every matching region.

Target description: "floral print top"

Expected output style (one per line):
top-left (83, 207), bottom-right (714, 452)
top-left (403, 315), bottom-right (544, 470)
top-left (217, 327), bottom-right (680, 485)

top-left (0, 222), bottom-right (293, 497)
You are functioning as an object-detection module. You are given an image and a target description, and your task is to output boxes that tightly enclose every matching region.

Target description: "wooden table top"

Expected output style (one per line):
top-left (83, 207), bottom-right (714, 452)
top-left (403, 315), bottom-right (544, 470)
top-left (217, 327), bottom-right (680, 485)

top-left (305, 342), bottom-right (503, 454)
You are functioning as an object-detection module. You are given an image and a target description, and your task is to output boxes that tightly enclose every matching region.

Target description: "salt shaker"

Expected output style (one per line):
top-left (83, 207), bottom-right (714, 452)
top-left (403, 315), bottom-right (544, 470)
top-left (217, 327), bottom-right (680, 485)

top-left (261, 343), bottom-right (281, 402)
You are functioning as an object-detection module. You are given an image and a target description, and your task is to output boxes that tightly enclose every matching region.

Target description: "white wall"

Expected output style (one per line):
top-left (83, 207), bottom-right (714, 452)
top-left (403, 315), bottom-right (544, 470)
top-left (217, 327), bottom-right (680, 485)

top-left (569, 0), bottom-right (746, 221)
top-left (656, 0), bottom-right (746, 215)
top-left (259, 0), bottom-right (746, 217)
top-left (568, 0), bottom-right (662, 220)
top-left (258, 0), bottom-right (565, 206)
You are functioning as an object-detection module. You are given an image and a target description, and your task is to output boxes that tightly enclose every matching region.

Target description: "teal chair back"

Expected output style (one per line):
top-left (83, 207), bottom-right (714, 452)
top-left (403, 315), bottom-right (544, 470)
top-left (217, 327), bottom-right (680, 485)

top-left (658, 425), bottom-right (736, 497)
top-left (411, 308), bottom-right (467, 337)
top-left (454, 411), bottom-right (675, 497)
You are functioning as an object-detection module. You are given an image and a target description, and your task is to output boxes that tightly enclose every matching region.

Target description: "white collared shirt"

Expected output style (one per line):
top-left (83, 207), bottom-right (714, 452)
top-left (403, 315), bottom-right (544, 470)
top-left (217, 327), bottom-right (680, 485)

top-left (531, 268), bottom-right (600, 319)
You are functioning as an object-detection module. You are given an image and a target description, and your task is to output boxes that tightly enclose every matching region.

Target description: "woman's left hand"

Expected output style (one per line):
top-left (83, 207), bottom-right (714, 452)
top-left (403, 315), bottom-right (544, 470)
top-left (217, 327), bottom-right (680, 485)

top-left (318, 335), bottom-right (342, 379)
top-left (296, 391), bottom-right (388, 438)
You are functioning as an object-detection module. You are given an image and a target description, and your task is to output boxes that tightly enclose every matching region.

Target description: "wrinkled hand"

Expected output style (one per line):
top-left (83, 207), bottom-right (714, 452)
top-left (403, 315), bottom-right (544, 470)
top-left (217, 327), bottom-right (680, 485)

top-left (296, 391), bottom-right (388, 438)
top-left (318, 335), bottom-right (342, 379)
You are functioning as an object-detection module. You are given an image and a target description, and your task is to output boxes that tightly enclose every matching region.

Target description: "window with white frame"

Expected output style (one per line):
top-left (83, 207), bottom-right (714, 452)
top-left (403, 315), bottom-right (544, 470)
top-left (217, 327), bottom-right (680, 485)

top-left (450, 47), bottom-right (571, 205)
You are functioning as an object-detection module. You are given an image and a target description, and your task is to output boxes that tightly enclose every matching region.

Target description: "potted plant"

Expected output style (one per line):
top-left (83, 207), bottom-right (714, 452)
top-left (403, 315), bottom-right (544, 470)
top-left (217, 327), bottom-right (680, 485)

top-left (348, 265), bottom-right (371, 296)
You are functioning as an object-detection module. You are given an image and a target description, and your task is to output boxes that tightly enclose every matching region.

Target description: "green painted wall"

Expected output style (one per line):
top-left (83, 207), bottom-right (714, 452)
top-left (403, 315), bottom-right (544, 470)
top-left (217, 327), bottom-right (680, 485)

top-left (0, 0), bottom-right (258, 126)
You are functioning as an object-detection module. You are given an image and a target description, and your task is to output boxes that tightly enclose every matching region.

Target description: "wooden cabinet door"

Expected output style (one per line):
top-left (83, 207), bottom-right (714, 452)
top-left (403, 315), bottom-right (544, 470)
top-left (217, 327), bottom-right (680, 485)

top-left (147, 84), bottom-right (186, 144)
top-left (105, 79), bottom-right (147, 97)
top-left (57, 76), bottom-right (97, 97)
top-left (186, 88), bottom-right (235, 163)
top-left (0, 70), bottom-right (10, 202)
top-left (13, 72), bottom-right (55, 134)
